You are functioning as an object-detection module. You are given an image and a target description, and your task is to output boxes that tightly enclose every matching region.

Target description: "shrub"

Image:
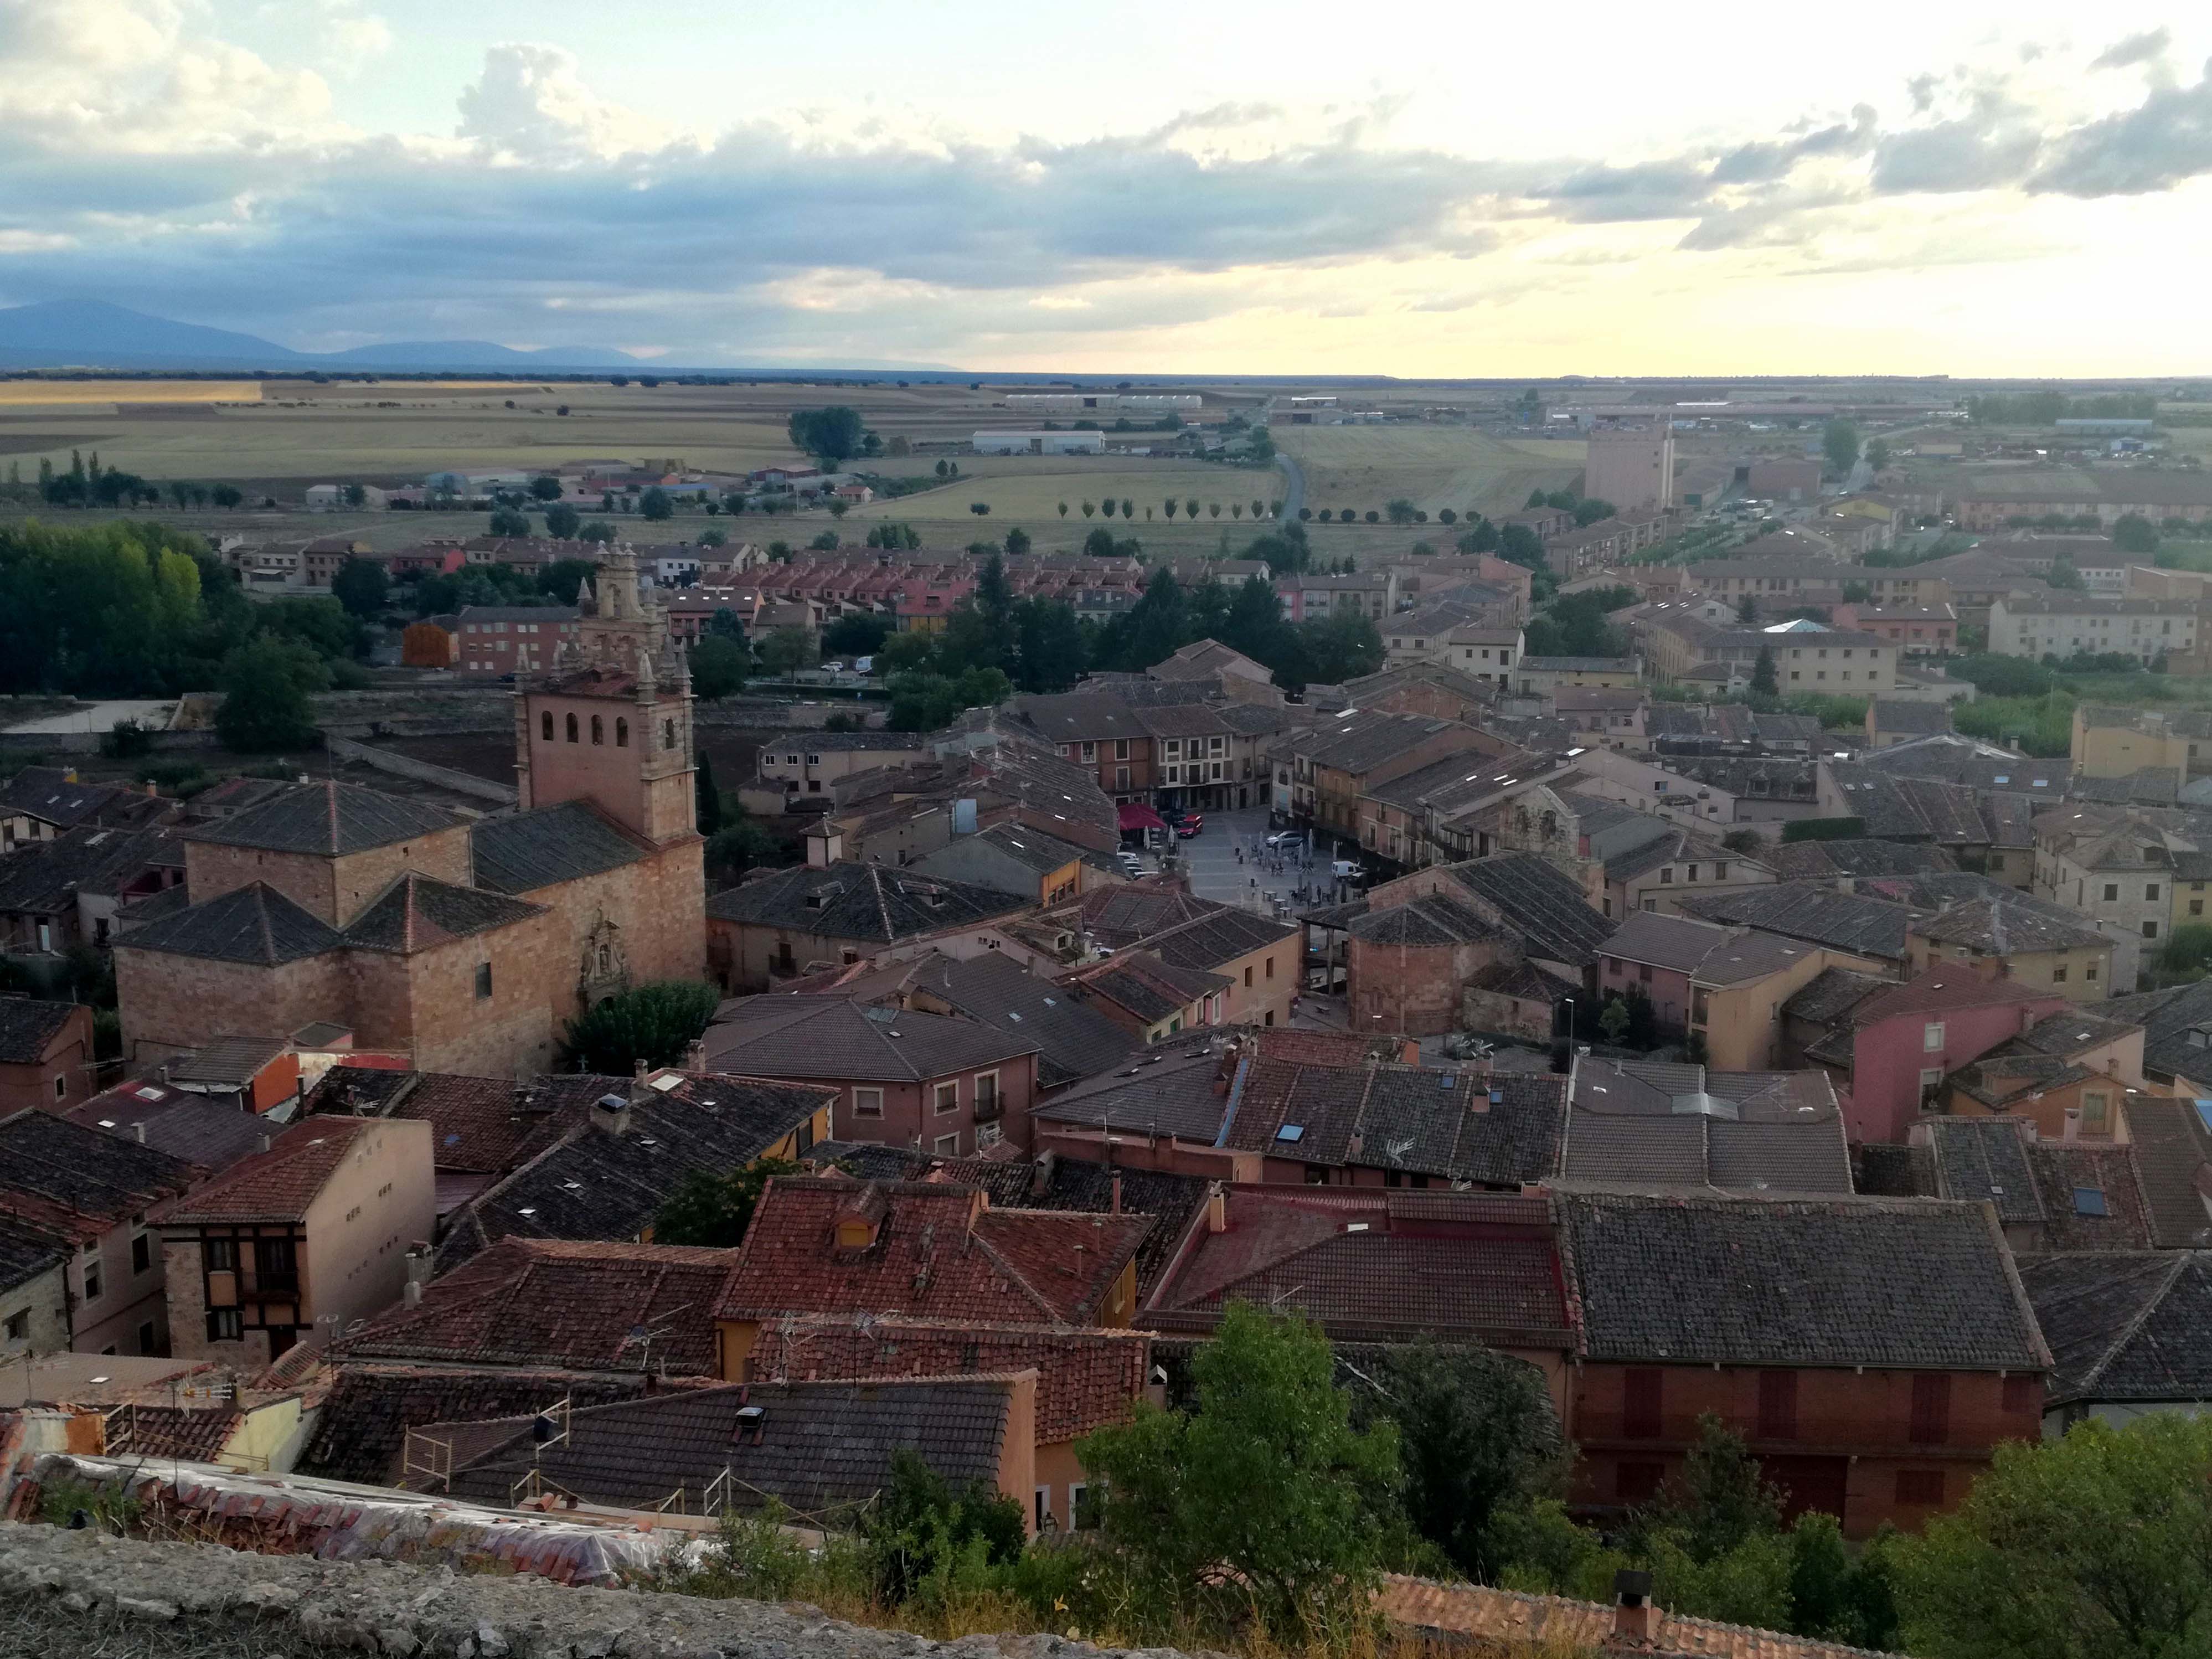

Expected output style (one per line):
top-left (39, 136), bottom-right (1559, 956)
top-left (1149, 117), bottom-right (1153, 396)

top-left (561, 980), bottom-right (721, 1073)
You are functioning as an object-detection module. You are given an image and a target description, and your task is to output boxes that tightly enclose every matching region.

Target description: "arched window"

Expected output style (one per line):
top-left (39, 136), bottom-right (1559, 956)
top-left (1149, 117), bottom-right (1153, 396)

top-left (662, 719), bottom-right (676, 750)
top-left (1540, 810), bottom-right (1558, 841)
top-left (615, 718), bottom-right (629, 748)
top-left (565, 713), bottom-right (579, 743)
top-left (540, 710), bottom-right (554, 741)
top-left (591, 715), bottom-right (604, 746)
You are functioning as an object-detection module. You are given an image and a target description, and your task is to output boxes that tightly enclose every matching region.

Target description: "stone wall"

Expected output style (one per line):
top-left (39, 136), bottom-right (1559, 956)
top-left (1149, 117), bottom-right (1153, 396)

top-left (0, 1523), bottom-right (1167, 1659)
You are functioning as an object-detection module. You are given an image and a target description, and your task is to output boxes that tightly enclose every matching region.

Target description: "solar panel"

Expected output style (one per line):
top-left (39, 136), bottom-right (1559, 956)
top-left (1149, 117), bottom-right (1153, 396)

top-left (2072, 1187), bottom-right (2108, 1217)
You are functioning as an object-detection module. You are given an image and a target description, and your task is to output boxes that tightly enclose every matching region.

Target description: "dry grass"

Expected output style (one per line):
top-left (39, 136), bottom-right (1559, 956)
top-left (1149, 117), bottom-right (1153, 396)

top-left (0, 379), bottom-right (263, 405)
top-left (1276, 427), bottom-right (1583, 519)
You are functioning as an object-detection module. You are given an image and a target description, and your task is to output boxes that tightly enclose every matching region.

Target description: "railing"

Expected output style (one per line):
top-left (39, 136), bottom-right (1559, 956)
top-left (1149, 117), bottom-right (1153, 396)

top-left (972, 1094), bottom-right (1003, 1124)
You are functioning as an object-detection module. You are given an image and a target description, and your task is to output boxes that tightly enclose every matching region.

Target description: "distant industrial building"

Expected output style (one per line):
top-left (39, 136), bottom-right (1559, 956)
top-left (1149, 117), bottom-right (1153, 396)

top-left (1581, 418), bottom-right (1675, 514)
top-left (971, 430), bottom-right (1108, 456)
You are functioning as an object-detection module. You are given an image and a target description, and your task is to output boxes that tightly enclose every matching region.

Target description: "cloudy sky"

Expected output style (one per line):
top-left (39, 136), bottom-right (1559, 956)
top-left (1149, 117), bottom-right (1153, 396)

top-left (4, 0), bottom-right (2212, 374)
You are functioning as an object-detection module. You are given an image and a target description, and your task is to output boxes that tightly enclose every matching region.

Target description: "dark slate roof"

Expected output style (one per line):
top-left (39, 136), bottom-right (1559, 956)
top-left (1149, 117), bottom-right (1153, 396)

top-left (1227, 1057), bottom-right (1570, 1187)
top-left (0, 1107), bottom-right (199, 1236)
top-left (442, 1073), bottom-right (835, 1269)
top-left (1781, 966), bottom-right (1890, 1026)
top-left (1922, 1117), bottom-right (2044, 1226)
top-left (0, 1213), bottom-right (66, 1295)
top-left (0, 825), bottom-right (180, 916)
top-left (2019, 1253), bottom-right (2212, 1406)
top-left (1284, 710), bottom-right (1477, 774)
top-left (1563, 1060), bottom-right (1852, 1194)
top-left (2103, 978), bottom-right (2212, 1085)
top-left (116, 882), bottom-right (345, 965)
top-left (1347, 892), bottom-right (1499, 946)
top-left (0, 998), bottom-right (81, 1064)
top-left (184, 780), bottom-right (460, 856)
top-left (703, 997), bottom-right (1037, 1083)
top-left (705, 859), bottom-right (1029, 942)
top-left (64, 1081), bottom-right (272, 1174)
top-left (1764, 839), bottom-right (1961, 882)
top-left (1028, 1043), bottom-right (1232, 1141)
top-left (1440, 853), bottom-right (1612, 968)
top-left (1071, 954), bottom-right (1230, 1023)
top-left (0, 766), bottom-right (127, 828)
top-left (1858, 735), bottom-right (2071, 795)
top-left (444, 1377), bottom-right (1015, 1521)
top-left (2115, 1095), bottom-right (2212, 1249)
top-left (341, 873), bottom-right (547, 954)
top-left (1677, 882), bottom-right (1919, 960)
top-left (2027, 1143), bottom-right (2157, 1251)
top-left (1871, 699), bottom-right (1952, 736)
top-left (471, 802), bottom-right (647, 895)
top-left (1142, 906), bottom-right (1300, 973)
top-left (968, 822), bottom-right (1091, 876)
top-left (1554, 1191), bottom-right (2049, 1371)
top-left (894, 950), bottom-right (1136, 1088)
top-left (296, 1367), bottom-right (662, 1487)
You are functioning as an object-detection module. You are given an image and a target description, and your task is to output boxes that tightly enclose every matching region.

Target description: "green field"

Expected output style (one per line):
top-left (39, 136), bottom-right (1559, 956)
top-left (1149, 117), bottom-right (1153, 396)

top-left (1275, 426), bottom-right (1584, 519)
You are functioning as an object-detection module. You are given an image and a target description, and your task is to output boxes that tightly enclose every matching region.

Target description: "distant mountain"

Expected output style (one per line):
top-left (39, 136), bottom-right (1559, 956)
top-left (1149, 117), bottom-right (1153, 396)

top-left (0, 301), bottom-right (642, 372)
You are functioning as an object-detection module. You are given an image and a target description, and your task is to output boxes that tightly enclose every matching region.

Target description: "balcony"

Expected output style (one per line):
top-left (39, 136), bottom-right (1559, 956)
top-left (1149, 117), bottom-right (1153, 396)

top-left (972, 1093), bottom-right (1003, 1124)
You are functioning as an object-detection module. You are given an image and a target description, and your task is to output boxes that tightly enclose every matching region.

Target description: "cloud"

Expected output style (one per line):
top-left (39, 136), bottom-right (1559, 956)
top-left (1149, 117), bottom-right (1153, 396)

top-left (2092, 29), bottom-right (2172, 72)
top-left (2029, 59), bottom-right (2212, 195)
top-left (456, 42), bottom-right (677, 161)
top-left (3, 18), bottom-right (2212, 364)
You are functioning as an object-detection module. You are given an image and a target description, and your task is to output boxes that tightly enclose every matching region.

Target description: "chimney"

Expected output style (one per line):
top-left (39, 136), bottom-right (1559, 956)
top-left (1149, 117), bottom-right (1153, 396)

top-left (684, 1038), bottom-right (707, 1073)
top-left (2063, 1107), bottom-right (2081, 1143)
top-left (132, 1122), bottom-right (146, 1144)
top-left (593, 1093), bottom-right (631, 1137)
top-left (1110, 1170), bottom-right (1122, 1215)
top-left (256, 1132), bottom-right (272, 1155)
top-left (805, 826), bottom-right (843, 868)
top-left (2020, 1005), bottom-right (2038, 1034)
top-left (1613, 1569), bottom-right (1657, 1644)
top-left (1205, 1183), bottom-right (1226, 1234)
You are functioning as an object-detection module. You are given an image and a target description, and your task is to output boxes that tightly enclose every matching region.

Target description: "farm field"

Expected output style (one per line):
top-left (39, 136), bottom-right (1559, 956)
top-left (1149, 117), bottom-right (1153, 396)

top-left (1274, 426), bottom-right (1584, 520)
top-left (842, 453), bottom-right (1281, 553)
top-left (0, 379), bottom-right (264, 406)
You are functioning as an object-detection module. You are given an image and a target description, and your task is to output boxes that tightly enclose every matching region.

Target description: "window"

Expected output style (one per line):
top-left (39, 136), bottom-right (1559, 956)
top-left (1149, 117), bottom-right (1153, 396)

top-left (565, 713), bottom-right (579, 743)
top-left (475, 962), bottom-right (493, 999)
top-left (1243, 965), bottom-right (1254, 988)
top-left (207, 1308), bottom-right (243, 1342)
top-left (136, 1318), bottom-right (156, 1354)
top-left (2053, 965), bottom-right (2067, 983)
top-left (2003, 1374), bottom-right (2038, 1415)
top-left (1115, 739), bottom-right (1130, 761)
top-left (851, 1087), bottom-right (883, 1118)
top-left (1895, 1470), bottom-right (1945, 1507)
top-left (2082, 1090), bottom-right (2109, 1132)
top-left (663, 719), bottom-right (676, 750)
top-left (590, 714), bottom-right (604, 745)
top-left (2144, 920), bottom-right (2161, 940)
top-left (1910, 1373), bottom-right (1952, 1445)
top-left (1617, 1462), bottom-right (1664, 1505)
top-left (204, 1238), bottom-right (236, 1272)
top-left (2087, 962), bottom-right (2100, 982)
top-left (616, 718), bottom-right (628, 747)
top-left (1071, 1482), bottom-right (1097, 1531)
top-left (1623, 1368), bottom-right (1663, 1439)
top-left (3, 1310), bottom-right (26, 1341)
top-left (1924, 1022), bottom-right (1945, 1053)
top-left (81, 1260), bottom-right (100, 1303)
top-left (974, 1071), bottom-right (998, 1114)
top-left (1265, 956), bottom-right (1275, 980)
top-left (53, 1074), bottom-right (66, 1101)
top-left (1757, 1371), bottom-right (1798, 1440)
top-left (934, 1133), bottom-right (961, 1156)
top-left (2148, 884), bottom-right (2162, 902)
top-left (1714, 861), bottom-right (1728, 880)
top-left (540, 711), bottom-right (554, 741)
top-left (131, 1234), bottom-right (151, 1275)
top-left (976, 1123), bottom-right (1002, 1151)
top-left (1034, 1487), bottom-right (1051, 1533)
top-left (934, 1081), bottom-right (959, 1115)
top-left (2104, 883), bottom-right (2120, 902)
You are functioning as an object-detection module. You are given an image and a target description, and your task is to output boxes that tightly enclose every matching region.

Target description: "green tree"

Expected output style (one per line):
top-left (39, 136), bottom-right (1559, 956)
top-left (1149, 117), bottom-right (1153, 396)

top-left (2046, 557), bottom-right (2084, 591)
top-left (1573, 497), bottom-right (1617, 527)
top-left (1864, 437), bottom-right (1891, 472)
top-left (1599, 996), bottom-right (1632, 1044)
top-left (639, 486), bottom-right (674, 521)
top-left (694, 751), bottom-right (723, 835)
top-left (562, 980), bottom-right (721, 1074)
top-left (705, 817), bottom-right (782, 883)
top-left (823, 612), bottom-right (890, 658)
top-left (330, 557), bottom-right (389, 620)
top-left (1823, 419), bottom-right (1861, 475)
top-left (579, 518), bottom-right (617, 544)
top-left (1896, 1415), bottom-right (2212, 1659)
top-left (544, 501), bottom-right (582, 539)
top-left (214, 635), bottom-right (326, 752)
top-left (653, 1160), bottom-right (800, 1249)
top-left (1751, 645), bottom-right (1778, 697)
top-left (2114, 512), bottom-right (2160, 555)
top-left (529, 474), bottom-right (564, 502)
top-left (786, 406), bottom-right (870, 466)
top-left (1348, 1341), bottom-right (1562, 1584)
top-left (488, 506), bottom-right (530, 537)
top-left (1080, 1304), bottom-right (1400, 1645)
top-left (1122, 566), bottom-right (1188, 669)
top-left (755, 627), bottom-right (817, 677)
top-left (1011, 597), bottom-right (1086, 693)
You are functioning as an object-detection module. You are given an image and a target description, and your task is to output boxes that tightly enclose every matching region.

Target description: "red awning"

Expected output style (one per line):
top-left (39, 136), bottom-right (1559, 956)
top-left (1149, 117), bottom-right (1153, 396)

top-left (1117, 802), bottom-right (1167, 832)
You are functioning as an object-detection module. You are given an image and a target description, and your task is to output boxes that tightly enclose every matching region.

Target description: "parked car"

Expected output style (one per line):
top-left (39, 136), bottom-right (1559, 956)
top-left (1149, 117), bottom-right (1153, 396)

top-left (1116, 849), bottom-right (1146, 873)
top-left (1174, 812), bottom-right (1204, 838)
top-left (1331, 858), bottom-right (1364, 882)
top-left (1266, 830), bottom-right (1307, 851)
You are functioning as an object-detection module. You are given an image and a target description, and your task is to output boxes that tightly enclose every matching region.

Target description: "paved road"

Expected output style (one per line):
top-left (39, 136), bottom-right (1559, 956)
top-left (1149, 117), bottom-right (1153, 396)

top-left (1273, 451), bottom-right (1305, 523)
top-left (1170, 806), bottom-right (1364, 916)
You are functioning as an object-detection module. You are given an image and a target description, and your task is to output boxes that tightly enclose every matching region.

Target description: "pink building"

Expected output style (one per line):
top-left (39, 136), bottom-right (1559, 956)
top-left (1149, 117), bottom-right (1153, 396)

top-left (1812, 973), bottom-right (2069, 1144)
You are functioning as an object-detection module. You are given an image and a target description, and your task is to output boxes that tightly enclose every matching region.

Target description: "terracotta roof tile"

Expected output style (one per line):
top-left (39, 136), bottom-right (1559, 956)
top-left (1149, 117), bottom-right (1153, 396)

top-left (149, 1116), bottom-right (375, 1225)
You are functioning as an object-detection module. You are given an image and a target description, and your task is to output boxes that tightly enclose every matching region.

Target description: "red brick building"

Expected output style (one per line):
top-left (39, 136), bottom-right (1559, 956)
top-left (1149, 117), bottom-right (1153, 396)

top-left (452, 606), bottom-right (580, 674)
top-left (1555, 1191), bottom-right (2049, 1537)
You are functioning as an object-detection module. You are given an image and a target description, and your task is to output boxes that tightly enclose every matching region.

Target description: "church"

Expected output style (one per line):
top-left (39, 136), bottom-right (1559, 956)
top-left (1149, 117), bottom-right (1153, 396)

top-left (114, 552), bottom-right (706, 1078)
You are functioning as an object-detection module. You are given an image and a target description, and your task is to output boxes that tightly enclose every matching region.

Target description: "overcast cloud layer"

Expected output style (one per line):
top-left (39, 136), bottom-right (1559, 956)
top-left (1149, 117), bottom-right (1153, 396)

top-left (3, 2), bottom-right (2212, 372)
